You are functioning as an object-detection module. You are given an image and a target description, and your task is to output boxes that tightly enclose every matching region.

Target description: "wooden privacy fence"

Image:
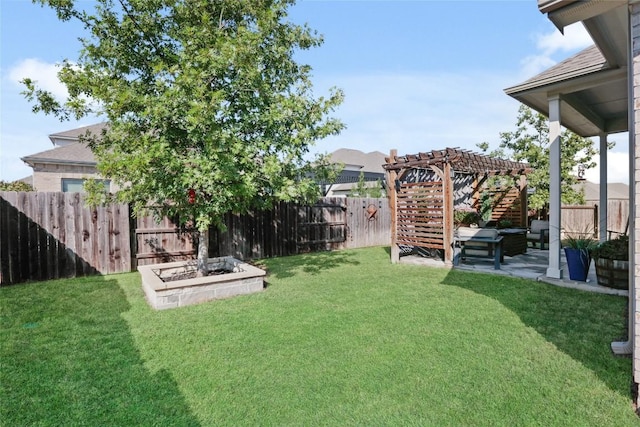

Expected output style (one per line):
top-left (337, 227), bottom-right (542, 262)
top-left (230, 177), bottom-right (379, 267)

top-left (1, 193), bottom-right (390, 285)
top-left (561, 201), bottom-right (630, 238)
top-left (561, 205), bottom-right (598, 237)
top-left (0, 192), bottom-right (132, 285)
top-left (189, 197), bottom-right (390, 263)
top-left (602, 199), bottom-right (629, 237)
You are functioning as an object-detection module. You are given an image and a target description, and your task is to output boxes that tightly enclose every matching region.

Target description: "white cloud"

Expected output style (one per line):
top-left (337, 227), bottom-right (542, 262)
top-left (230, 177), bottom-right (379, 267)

top-left (518, 54), bottom-right (556, 80)
top-left (519, 23), bottom-right (593, 78)
top-left (535, 23), bottom-right (593, 55)
top-left (8, 58), bottom-right (69, 100)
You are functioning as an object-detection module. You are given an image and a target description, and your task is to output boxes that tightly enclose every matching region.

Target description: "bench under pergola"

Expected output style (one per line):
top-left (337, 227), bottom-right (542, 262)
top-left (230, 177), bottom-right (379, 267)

top-left (383, 147), bottom-right (532, 264)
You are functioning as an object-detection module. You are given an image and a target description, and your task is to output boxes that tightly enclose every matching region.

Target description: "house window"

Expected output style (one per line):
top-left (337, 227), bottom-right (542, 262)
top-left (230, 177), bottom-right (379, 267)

top-left (61, 178), bottom-right (110, 193)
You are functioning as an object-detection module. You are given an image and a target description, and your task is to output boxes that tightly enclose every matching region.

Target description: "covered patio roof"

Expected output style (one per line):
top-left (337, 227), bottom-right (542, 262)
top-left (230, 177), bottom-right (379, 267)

top-left (503, 1), bottom-right (631, 291)
top-left (505, 1), bottom-right (629, 137)
top-left (505, 45), bottom-right (626, 137)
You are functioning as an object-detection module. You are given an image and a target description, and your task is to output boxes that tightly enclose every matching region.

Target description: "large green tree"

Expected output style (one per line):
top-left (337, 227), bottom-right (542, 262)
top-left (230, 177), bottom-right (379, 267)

top-left (478, 105), bottom-right (602, 214)
top-left (24, 0), bottom-right (344, 275)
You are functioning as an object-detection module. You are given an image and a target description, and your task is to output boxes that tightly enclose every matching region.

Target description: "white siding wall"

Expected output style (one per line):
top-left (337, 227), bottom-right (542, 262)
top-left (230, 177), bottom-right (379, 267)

top-left (631, 2), bottom-right (640, 395)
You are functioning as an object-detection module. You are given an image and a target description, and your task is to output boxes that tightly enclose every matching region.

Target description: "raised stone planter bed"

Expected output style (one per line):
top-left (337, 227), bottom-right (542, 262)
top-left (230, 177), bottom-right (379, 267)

top-left (138, 256), bottom-right (266, 310)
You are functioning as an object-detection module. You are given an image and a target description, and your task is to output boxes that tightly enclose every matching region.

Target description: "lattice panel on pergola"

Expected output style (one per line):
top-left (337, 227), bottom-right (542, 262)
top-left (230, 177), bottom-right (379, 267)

top-left (482, 186), bottom-right (526, 227)
top-left (396, 181), bottom-right (445, 249)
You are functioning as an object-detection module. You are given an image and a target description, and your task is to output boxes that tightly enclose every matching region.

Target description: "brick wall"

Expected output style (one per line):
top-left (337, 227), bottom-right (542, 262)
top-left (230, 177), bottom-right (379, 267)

top-left (30, 162), bottom-right (116, 192)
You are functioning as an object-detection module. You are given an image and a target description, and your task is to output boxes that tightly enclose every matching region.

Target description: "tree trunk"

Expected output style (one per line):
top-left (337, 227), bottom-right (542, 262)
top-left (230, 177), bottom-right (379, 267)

top-left (196, 228), bottom-right (209, 277)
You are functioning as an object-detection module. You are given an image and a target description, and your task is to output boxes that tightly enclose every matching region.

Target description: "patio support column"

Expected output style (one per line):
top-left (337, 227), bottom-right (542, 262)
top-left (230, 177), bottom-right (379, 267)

top-left (612, 5), bottom-right (638, 358)
top-left (547, 95), bottom-right (563, 279)
top-left (599, 132), bottom-right (608, 242)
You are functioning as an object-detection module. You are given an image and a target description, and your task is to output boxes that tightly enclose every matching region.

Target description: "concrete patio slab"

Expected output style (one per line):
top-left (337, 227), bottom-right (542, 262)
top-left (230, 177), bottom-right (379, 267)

top-left (400, 248), bottom-right (628, 297)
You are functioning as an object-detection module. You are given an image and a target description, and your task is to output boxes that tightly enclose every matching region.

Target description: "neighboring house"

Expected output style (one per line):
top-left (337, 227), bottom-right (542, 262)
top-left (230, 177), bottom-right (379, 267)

top-left (506, 0), bottom-right (640, 403)
top-left (21, 123), bottom-right (111, 192)
top-left (573, 181), bottom-right (629, 204)
top-left (324, 148), bottom-right (387, 197)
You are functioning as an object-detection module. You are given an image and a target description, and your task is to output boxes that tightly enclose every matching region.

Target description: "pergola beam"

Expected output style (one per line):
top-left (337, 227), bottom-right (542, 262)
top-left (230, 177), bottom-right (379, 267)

top-left (384, 147), bottom-right (532, 176)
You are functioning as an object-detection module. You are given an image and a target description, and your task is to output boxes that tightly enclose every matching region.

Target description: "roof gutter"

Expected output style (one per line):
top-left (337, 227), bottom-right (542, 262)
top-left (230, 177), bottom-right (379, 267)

top-left (21, 157), bottom-right (97, 167)
top-left (48, 135), bottom-right (79, 144)
top-left (538, 0), bottom-right (576, 15)
top-left (541, 0), bottom-right (626, 32)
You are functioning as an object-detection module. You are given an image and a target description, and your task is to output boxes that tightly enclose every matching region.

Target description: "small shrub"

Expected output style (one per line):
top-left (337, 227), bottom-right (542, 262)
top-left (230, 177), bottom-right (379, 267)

top-left (454, 209), bottom-right (481, 226)
top-left (497, 219), bottom-right (513, 229)
top-left (591, 235), bottom-right (629, 261)
top-left (562, 234), bottom-right (598, 251)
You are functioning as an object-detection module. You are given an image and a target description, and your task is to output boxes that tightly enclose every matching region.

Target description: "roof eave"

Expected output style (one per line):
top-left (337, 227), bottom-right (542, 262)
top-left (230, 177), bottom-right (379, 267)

top-left (538, 0), bottom-right (577, 15)
top-left (21, 157), bottom-right (97, 167)
top-left (505, 66), bottom-right (625, 99)
top-left (542, 0), bottom-right (626, 32)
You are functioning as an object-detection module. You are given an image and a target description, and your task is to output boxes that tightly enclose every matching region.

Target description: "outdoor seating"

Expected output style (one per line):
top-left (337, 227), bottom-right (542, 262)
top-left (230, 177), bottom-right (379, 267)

top-left (527, 220), bottom-right (549, 249)
top-left (454, 227), bottom-right (504, 269)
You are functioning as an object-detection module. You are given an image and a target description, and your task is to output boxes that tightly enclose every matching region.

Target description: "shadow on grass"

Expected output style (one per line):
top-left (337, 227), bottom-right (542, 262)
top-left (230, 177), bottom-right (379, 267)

top-left (258, 250), bottom-right (361, 280)
top-left (440, 268), bottom-right (631, 397)
top-left (0, 276), bottom-right (201, 426)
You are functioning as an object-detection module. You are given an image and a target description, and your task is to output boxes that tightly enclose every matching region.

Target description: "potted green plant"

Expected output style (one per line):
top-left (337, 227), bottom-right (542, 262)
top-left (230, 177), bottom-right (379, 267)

top-left (454, 210), bottom-right (481, 227)
top-left (591, 234), bottom-right (629, 289)
top-left (497, 219), bottom-right (513, 229)
top-left (562, 234), bottom-right (597, 281)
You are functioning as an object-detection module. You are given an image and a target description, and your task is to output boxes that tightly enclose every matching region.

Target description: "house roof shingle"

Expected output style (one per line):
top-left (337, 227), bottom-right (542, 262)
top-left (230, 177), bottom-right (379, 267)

top-left (504, 45), bottom-right (607, 95)
top-left (21, 142), bottom-right (96, 166)
top-left (574, 180), bottom-right (629, 201)
top-left (48, 122), bottom-right (109, 143)
top-left (328, 149), bottom-right (387, 174)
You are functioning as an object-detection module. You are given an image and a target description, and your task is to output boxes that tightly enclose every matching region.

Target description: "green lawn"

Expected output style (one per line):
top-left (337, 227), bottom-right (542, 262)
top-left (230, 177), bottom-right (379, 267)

top-left (1, 246), bottom-right (637, 426)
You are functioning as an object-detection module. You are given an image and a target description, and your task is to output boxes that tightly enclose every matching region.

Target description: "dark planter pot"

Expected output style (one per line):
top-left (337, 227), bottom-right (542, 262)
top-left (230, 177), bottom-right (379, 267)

top-left (594, 258), bottom-right (629, 290)
top-left (564, 248), bottom-right (591, 282)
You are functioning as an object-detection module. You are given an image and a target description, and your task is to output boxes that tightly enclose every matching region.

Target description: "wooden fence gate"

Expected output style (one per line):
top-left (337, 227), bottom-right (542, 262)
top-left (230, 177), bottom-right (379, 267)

top-left (134, 214), bottom-right (196, 267)
top-left (208, 197), bottom-right (390, 260)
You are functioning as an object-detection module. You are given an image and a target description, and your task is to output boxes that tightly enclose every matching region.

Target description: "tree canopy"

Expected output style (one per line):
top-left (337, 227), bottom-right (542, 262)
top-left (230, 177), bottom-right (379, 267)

top-left (24, 0), bottom-right (344, 273)
top-left (478, 105), bottom-right (602, 213)
top-left (0, 180), bottom-right (34, 192)
top-left (348, 172), bottom-right (384, 198)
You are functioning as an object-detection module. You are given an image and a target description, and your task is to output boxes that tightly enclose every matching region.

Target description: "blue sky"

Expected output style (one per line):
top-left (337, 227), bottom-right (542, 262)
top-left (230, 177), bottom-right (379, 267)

top-left (0, 0), bottom-right (628, 183)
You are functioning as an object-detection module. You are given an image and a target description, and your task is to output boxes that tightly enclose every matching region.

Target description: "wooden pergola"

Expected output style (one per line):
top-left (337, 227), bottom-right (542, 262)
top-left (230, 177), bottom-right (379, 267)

top-left (383, 147), bottom-right (532, 264)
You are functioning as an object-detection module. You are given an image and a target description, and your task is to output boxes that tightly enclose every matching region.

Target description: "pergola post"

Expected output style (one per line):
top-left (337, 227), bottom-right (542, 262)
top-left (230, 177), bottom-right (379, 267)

top-left (387, 149), bottom-right (399, 263)
top-left (519, 174), bottom-right (527, 228)
top-left (443, 162), bottom-right (454, 264)
top-left (599, 132), bottom-right (608, 242)
top-left (547, 95), bottom-right (563, 279)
